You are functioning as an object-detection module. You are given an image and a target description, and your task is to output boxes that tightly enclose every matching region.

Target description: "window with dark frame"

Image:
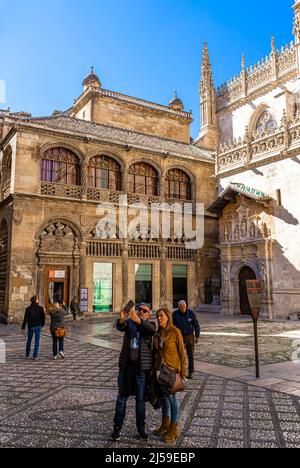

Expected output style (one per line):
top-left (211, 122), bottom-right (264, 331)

top-left (87, 155), bottom-right (121, 191)
top-left (165, 168), bottom-right (192, 200)
top-left (41, 148), bottom-right (80, 186)
top-left (128, 162), bottom-right (159, 196)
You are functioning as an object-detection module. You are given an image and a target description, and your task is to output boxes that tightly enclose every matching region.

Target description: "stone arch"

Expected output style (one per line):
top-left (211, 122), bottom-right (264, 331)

top-left (35, 218), bottom-right (84, 312)
top-left (164, 165), bottom-right (194, 201)
top-left (230, 260), bottom-right (260, 282)
top-left (127, 157), bottom-right (163, 176)
top-left (35, 217), bottom-right (84, 246)
top-left (249, 104), bottom-right (278, 135)
top-left (39, 142), bottom-right (85, 164)
top-left (87, 150), bottom-right (125, 171)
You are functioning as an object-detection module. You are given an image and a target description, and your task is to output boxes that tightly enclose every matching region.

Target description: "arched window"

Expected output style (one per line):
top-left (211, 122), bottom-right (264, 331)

top-left (256, 111), bottom-right (277, 134)
top-left (88, 155), bottom-right (121, 191)
top-left (41, 148), bottom-right (80, 185)
top-left (165, 169), bottom-right (192, 200)
top-left (128, 163), bottom-right (159, 196)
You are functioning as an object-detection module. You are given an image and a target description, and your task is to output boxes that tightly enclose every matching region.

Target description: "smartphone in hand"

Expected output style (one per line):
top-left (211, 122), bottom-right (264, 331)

top-left (124, 300), bottom-right (136, 314)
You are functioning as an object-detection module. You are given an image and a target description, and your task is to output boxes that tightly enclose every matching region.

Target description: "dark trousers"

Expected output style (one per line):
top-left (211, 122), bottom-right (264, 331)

top-left (51, 331), bottom-right (64, 357)
top-left (114, 371), bottom-right (146, 432)
top-left (184, 335), bottom-right (195, 374)
top-left (26, 326), bottom-right (42, 358)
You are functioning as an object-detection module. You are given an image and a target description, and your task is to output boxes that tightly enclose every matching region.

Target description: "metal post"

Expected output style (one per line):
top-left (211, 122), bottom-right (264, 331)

top-left (253, 319), bottom-right (260, 379)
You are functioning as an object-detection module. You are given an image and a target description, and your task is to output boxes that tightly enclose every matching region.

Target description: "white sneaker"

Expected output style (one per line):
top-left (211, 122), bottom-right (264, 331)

top-left (53, 356), bottom-right (58, 360)
top-left (59, 352), bottom-right (65, 359)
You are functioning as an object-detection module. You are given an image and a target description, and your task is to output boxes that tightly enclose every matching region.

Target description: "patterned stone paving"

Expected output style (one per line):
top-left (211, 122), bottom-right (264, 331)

top-left (1, 326), bottom-right (300, 448)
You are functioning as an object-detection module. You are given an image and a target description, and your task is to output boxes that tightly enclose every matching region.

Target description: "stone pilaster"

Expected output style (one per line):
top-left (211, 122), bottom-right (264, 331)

top-left (159, 244), bottom-right (167, 306)
top-left (79, 242), bottom-right (87, 289)
top-left (121, 242), bottom-right (129, 308)
top-left (81, 161), bottom-right (88, 200)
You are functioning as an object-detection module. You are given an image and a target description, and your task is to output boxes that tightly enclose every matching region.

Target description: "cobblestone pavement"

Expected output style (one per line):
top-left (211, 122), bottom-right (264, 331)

top-left (1, 325), bottom-right (300, 448)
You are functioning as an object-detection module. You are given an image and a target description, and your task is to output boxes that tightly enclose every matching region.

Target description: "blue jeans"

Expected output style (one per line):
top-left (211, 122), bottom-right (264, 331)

top-left (26, 326), bottom-right (42, 358)
top-left (114, 371), bottom-right (146, 431)
top-left (162, 394), bottom-right (179, 423)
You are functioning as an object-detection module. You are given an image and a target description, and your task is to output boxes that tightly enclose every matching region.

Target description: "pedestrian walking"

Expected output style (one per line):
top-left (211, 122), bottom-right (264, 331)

top-left (70, 297), bottom-right (79, 323)
top-left (22, 296), bottom-right (46, 360)
top-left (50, 300), bottom-right (67, 360)
top-left (173, 301), bottom-right (201, 379)
top-left (153, 308), bottom-right (187, 445)
top-left (111, 303), bottom-right (156, 442)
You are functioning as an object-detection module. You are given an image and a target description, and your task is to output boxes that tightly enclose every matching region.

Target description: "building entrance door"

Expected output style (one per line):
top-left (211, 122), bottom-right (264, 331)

top-left (45, 267), bottom-right (69, 314)
top-left (239, 266), bottom-right (256, 316)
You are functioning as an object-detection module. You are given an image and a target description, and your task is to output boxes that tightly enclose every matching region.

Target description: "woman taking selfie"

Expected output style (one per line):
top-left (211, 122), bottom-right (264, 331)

top-left (153, 308), bottom-right (187, 445)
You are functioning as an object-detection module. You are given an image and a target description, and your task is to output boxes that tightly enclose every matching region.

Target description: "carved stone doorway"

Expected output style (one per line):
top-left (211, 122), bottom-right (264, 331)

top-left (239, 266), bottom-right (256, 315)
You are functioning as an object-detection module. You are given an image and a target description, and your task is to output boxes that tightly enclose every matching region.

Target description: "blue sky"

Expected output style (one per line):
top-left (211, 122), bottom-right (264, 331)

top-left (0, 0), bottom-right (294, 138)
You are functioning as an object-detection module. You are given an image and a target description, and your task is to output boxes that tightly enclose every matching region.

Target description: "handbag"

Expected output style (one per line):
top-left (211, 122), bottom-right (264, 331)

top-left (157, 364), bottom-right (185, 395)
top-left (54, 327), bottom-right (66, 338)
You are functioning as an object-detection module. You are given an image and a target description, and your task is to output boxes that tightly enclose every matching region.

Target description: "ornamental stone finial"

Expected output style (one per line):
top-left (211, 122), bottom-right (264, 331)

top-left (271, 35), bottom-right (276, 54)
top-left (241, 53), bottom-right (246, 71)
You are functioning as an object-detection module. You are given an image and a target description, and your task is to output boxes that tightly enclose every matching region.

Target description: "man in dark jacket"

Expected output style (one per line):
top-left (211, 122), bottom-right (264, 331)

top-left (22, 296), bottom-right (46, 360)
top-left (111, 303), bottom-right (156, 442)
top-left (173, 301), bottom-right (201, 380)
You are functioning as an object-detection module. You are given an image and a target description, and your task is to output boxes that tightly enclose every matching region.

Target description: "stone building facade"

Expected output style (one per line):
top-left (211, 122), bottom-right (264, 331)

top-left (205, 1), bottom-right (300, 319)
top-left (0, 71), bottom-right (218, 323)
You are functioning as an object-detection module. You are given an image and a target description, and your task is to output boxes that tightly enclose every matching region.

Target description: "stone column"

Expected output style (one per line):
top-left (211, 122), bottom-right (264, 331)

top-left (37, 266), bottom-right (45, 307)
top-left (160, 243), bottom-right (167, 306)
top-left (121, 241), bottom-right (129, 308)
top-left (79, 242), bottom-right (87, 289)
top-left (160, 174), bottom-right (166, 202)
top-left (122, 166), bottom-right (129, 194)
top-left (81, 161), bottom-right (88, 200)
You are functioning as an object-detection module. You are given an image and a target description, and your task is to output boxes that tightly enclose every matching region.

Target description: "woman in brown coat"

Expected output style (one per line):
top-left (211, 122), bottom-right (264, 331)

top-left (153, 308), bottom-right (187, 444)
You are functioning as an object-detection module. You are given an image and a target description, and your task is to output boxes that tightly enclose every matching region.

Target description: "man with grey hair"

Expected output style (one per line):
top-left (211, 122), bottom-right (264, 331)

top-left (173, 301), bottom-right (201, 379)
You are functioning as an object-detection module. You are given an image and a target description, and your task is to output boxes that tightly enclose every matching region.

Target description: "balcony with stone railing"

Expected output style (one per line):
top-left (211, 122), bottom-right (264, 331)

top-left (217, 112), bottom-right (300, 175)
top-left (41, 182), bottom-right (82, 199)
top-left (40, 182), bottom-right (195, 209)
top-left (216, 41), bottom-right (297, 112)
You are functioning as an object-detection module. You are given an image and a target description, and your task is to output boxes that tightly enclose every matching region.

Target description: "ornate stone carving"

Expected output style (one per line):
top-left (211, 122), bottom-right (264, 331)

top-left (259, 263), bottom-right (268, 295)
top-left (13, 209), bottom-right (24, 223)
top-left (80, 215), bottom-right (90, 227)
top-left (241, 217), bottom-right (248, 238)
top-left (216, 41), bottom-right (296, 112)
top-left (38, 222), bottom-right (78, 254)
top-left (221, 266), bottom-right (229, 296)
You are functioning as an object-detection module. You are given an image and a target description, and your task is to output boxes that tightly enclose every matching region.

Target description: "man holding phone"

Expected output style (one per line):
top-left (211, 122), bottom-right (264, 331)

top-left (111, 302), bottom-right (156, 442)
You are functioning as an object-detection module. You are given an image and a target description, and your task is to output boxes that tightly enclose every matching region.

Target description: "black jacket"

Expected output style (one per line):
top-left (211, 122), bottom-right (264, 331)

top-left (117, 318), bottom-right (156, 373)
top-left (22, 304), bottom-right (46, 330)
top-left (50, 309), bottom-right (67, 332)
top-left (173, 309), bottom-right (201, 338)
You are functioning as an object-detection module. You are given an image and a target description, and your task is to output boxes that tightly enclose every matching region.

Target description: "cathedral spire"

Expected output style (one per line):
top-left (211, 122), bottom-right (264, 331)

top-left (196, 42), bottom-right (218, 149)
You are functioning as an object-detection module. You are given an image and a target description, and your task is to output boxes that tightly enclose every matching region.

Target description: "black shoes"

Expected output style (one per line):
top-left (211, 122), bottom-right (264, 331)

top-left (111, 427), bottom-right (149, 442)
top-left (111, 428), bottom-right (121, 441)
top-left (188, 373), bottom-right (194, 380)
top-left (137, 430), bottom-right (149, 441)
